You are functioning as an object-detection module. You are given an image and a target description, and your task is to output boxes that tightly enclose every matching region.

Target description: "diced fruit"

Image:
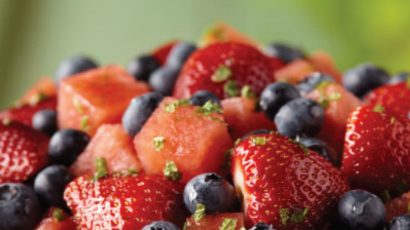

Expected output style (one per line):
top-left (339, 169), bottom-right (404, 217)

top-left (296, 72), bottom-right (334, 95)
top-left (64, 174), bottom-right (185, 229)
top-left (71, 124), bottom-right (141, 177)
top-left (0, 121), bottom-right (49, 183)
top-left (152, 40), bottom-right (179, 65)
top-left (200, 22), bottom-right (259, 48)
top-left (134, 97), bottom-right (232, 183)
top-left (341, 104), bottom-right (410, 194)
top-left (308, 51), bottom-right (343, 83)
top-left (385, 191), bottom-right (410, 221)
top-left (55, 56), bottom-right (98, 83)
top-left (185, 212), bottom-right (245, 230)
top-left (274, 59), bottom-right (315, 84)
top-left (166, 42), bottom-right (197, 69)
top-left (57, 65), bottom-right (150, 136)
top-left (222, 97), bottom-right (275, 139)
top-left (305, 82), bottom-right (361, 154)
top-left (127, 54), bottom-right (160, 82)
top-left (232, 132), bottom-right (349, 229)
top-left (35, 208), bottom-right (77, 230)
top-left (173, 42), bottom-right (275, 99)
top-left (265, 42), bottom-right (305, 63)
top-left (18, 77), bottom-right (57, 105)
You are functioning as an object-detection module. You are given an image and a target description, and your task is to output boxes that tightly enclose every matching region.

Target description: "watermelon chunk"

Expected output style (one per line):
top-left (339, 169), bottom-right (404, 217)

top-left (19, 77), bottom-right (57, 105)
top-left (35, 208), bottom-right (76, 230)
top-left (274, 60), bottom-right (315, 84)
top-left (134, 97), bottom-right (233, 183)
top-left (222, 97), bottom-right (275, 140)
top-left (185, 213), bottom-right (245, 230)
top-left (70, 124), bottom-right (141, 177)
top-left (308, 51), bottom-right (343, 84)
top-left (57, 65), bottom-right (150, 136)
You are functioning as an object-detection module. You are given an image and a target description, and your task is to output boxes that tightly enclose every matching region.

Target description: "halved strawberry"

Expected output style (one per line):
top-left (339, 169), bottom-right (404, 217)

top-left (18, 77), bottom-right (57, 105)
top-left (70, 124), bottom-right (141, 177)
top-left (35, 208), bottom-right (77, 230)
top-left (64, 174), bottom-right (185, 229)
top-left (152, 40), bottom-right (179, 65)
top-left (385, 191), bottom-right (410, 221)
top-left (274, 59), bottom-right (315, 84)
top-left (308, 51), bottom-right (342, 84)
top-left (232, 132), bottom-right (349, 229)
top-left (0, 121), bottom-right (49, 183)
top-left (342, 104), bottom-right (410, 194)
top-left (173, 42), bottom-right (276, 99)
top-left (221, 96), bottom-right (275, 139)
top-left (134, 98), bottom-right (232, 183)
top-left (185, 212), bottom-right (245, 230)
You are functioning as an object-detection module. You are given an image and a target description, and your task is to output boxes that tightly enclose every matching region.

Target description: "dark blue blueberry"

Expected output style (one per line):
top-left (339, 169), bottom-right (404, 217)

top-left (297, 137), bottom-right (339, 166)
top-left (149, 66), bottom-right (180, 96)
top-left (338, 190), bottom-right (385, 230)
top-left (390, 214), bottom-right (410, 230)
top-left (0, 183), bottom-right (42, 230)
top-left (389, 72), bottom-right (410, 85)
top-left (55, 55), bottom-right (98, 83)
top-left (127, 55), bottom-right (161, 82)
top-left (343, 63), bottom-right (390, 98)
top-left (34, 165), bottom-right (73, 208)
top-left (274, 98), bottom-right (324, 138)
top-left (189, 90), bottom-right (221, 106)
top-left (296, 72), bottom-right (335, 95)
top-left (142, 221), bottom-right (180, 230)
top-left (249, 222), bottom-right (276, 230)
top-left (32, 109), bottom-right (57, 136)
top-left (183, 173), bottom-right (235, 214)
top-left (265, 42), bottom-right (305, 63)
top-left (166, 42), bottom-right (197, 69)
top-left (48, 129), bottom-right (90, 166)
top-left (259, 82), bottom-right (301, 120)
top-left (122, 92), bottom-right (164, 136)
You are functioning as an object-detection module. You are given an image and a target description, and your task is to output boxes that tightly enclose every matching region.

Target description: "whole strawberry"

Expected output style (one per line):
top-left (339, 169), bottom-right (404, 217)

top-left (232, 132), bottom-right (349, 229)
top-left (64, 174), bottom-right (186, 230)
top-left (173, 42), bottom-right (278, 99)
top-left (0, 121), bottom-right (49, 183)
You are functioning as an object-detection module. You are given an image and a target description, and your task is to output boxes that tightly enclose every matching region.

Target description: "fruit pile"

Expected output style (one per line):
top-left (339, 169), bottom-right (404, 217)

top-left (0, 22), bottom-right (409, 230)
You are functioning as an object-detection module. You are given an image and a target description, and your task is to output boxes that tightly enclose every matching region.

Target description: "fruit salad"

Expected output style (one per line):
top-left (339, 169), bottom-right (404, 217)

top-left (0, 22), bottom-right (409, 230)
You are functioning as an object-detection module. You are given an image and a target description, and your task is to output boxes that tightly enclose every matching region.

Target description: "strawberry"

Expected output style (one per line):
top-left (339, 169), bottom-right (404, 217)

top-left (0, 121), bottom-right (49, 183)
top-left (64, 174), bottom-right (186, 229)
top-left (35, 208), bottom-right (77, 230)
top-left (232, 132), bottom-right (349, 229)
top-left (0, 96), bottom-right (57, 127)
top-left (152, 40), bottom-right (179, 65)
top-left (18, 77), bottom-right (57, 105)
top-left (341, 104), bottom-right (410, 194)
top-left (173, 42), bottom-right (277, 99)
top-left (384, 191), bottom-right (410, 221)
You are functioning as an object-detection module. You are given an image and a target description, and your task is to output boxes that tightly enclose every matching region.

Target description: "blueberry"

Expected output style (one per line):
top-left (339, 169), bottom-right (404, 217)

top-left (166, 42), bottom-right (197, 69)
top-left (343, 63), bottom-right (390, 98)
top-left (0, 183), bottom-right (42, 230)
top-left (274, 98), bottom-right (324, 138)
top-left (259, 82), bottom-right (301, 120)
top-left (32, 109), bottom-right (57, 136)
top-left (142, 220), bottom-right (180, 230)
top-left (296, 72), bottom-right (335, 95)
top-left (265, 42), bottom-right (305, 63)
top-left (149, 66), bottom-right (180, 95)
top-left (389, 72), bottom-right (410, 85)
top-left (48, 129), bottom-right (90, 166)
top-left (127, 55), bottom-right (161, 82)
top-left (390, 214), bottom-right (410, 230)
top-left (189, 90), bottom-right (221, 106)
top-left (34, 165), bottom-right (73, 208)
top-left (249, 222), bottom-right (276, 230)
top-left (297, 137), bottom-right (339, 166)
top-left (55, 55), bottom-right (98, 83)
top-left (122, 92), bottom-right (164, 136)
top-left (338, 189), bottom-right (386, 230)
top-left (183, 173), bottom-right (235, 214)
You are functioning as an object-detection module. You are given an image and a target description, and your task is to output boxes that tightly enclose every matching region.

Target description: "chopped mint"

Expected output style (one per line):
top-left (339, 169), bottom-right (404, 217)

top-left (223, 80), bottom-right (240, 97)
top-left (328, 92), bottom-right (341, 101)
top-left (319, 92), bottom-right (341, 109)
top-left (165, 99), bottom-right (189, 113)
top-left (127, 168), bottom-right (138, 176)
top-left (381, 190), bottom-right (391, 202)
top-left (279, 208), bottom-right (290, 225)
top-left (290, 208), bottom-right (309, 224)
top-left (251, 136), bottom-right (267, 146)
top-left (319, 98), bottom-right (330, 109)
top-left (211, 65), bottom-right (232, 83)
top-left (80, 116), bottom-right (89, 131)
top-left (163, 160), bottom-right (181, 181)
top-left (315, 81), bottom-right (331, 91)
top-left (241, 85), bottom-right (256, 99)
top-left (73, 98), bottom-right (85, 114)
top-left (153, 136), bottom-right (165, 151)
top-left (29, 92), bottom-right (47, 106)
top-left (52, 208), bottom-right (65, 222)
top-left (222, 149), bottom-right (233, 171)
top-left (197, 101), bottom-right (222, 116)
top-left (373, 104), bottom-right (385, 113)
top-left (93, 157), bottom-right (108, 181)
top-left (219, 218), bottom-right (237, 230)
top-left (193, 203), bottom-right (206, 223)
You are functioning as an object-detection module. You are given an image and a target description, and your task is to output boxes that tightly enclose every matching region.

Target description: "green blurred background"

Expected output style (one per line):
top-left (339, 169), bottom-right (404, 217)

top-left (0, 0), bottom-right (409, 108)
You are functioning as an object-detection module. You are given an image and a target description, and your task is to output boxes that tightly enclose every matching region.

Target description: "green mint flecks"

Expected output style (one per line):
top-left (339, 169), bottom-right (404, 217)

top-left (165, 99), bottom-right (189, 113)
top-left (223, 80), bottom-right (240, 98)
top-left (373, 104), bottom-right (385, 113)
top-left (52, 208), bottom-right (65, 222)
top-left (241, 85), bottom-right (256, 99)
top-left (29, 92), bottom-right (47, 106)
top-left (197, 101), bottom-right (222, 116)
top-left (279, 208), bottom-right (290, 225)
top-left (315, 81), bottom-right (332, 91)
top-left (193, 203), bottom-right (206, 223)
top-left (219, 218), bottom-right (237, 230)
top-left (163, 160), bottom-right (182, 181)
top-left (80, 115), bottom-right (89, 131)
top-left (381, 190), bottom-right (391, 202)
top-left (319, 92), bottom-right (341, 109)
top-left (251, 136), bottom-right (267, 146)
top-left (93, 157), bottom-right (108, 181)
top-left (153, 136), bottom-right (165, 151)
top-left (211, 65), bottom-right (232, 83)
top-left (279, 207), bottom-right (309, 225)
top-left (73, 97), bottom-right (85, 114)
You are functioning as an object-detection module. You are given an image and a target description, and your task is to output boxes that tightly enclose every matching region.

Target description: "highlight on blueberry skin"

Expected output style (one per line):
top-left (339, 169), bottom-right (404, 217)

top-left (127, 54), bottom-right (161, 82)
top-left (189, 90), bottom-right (221, 106)
top-left (32, 109), bottom-right (58, 136)
top-left (296, 72), bottom-right (334, 95)
top-left (54, 55), bottom-right (98, 83)
top-left (149, 65), bottom-right (180, 96)
top-left (142, 220), bottom-right (180, 230)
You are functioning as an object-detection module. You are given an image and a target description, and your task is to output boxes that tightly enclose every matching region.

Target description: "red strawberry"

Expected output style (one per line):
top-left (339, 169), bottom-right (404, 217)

top-left (19, 77), bottom-right (57, 105)
top-left (341, 104), bottom-right (410, 194)
top-left (152, 40), bottom-right (179, 65)
top-left (64, 174), bottom-right (186, 229)
top-left (365, 82), bottom-right (410, 123)
top-left (384, 191), bottom-right (410, 221)
top-left (173, 42), bottom-right (277, 99)
top-left (0, 96), bottom-right (57, 126)
top-left (232, 132), bottom-right (349, 229)
top-left (0, 121), bottom-right (49, 183)
top-left (35, 208), bottom-right (77, 230)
